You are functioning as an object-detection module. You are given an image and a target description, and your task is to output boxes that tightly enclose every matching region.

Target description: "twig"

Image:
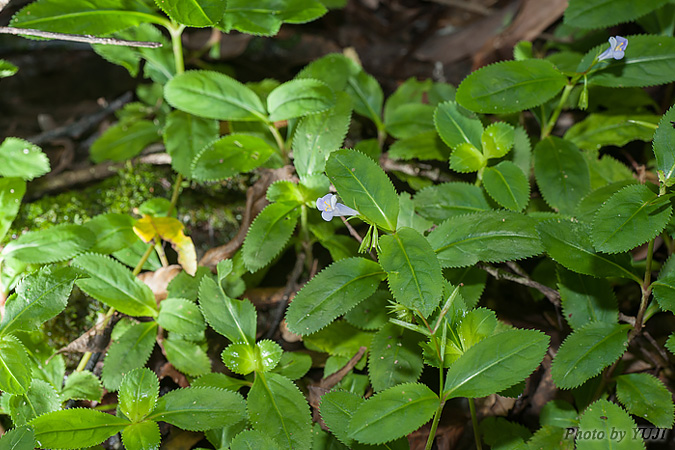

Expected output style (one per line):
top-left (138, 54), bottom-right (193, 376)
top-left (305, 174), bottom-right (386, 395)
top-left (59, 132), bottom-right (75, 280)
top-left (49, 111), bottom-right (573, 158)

top-left (264, 253), bottom-right (306, 340)
top-left (341, 216), bottom-right (363, 243)
top-left (380, 155), bottom-right (453, 184)
top-left (28, 92), bottom-right (133, 145)
top-left (479, 263), bottom-right (561, 306)
top-left (424, 0), bottom-right (491, 15)
top-left (0, 26), bottom-right (162, 48)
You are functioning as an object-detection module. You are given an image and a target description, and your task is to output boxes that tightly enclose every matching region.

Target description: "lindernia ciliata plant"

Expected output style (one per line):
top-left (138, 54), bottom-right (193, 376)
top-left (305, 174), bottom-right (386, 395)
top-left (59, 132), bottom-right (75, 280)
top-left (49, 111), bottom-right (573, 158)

top-left (1, 0), bottom-right (675, 449)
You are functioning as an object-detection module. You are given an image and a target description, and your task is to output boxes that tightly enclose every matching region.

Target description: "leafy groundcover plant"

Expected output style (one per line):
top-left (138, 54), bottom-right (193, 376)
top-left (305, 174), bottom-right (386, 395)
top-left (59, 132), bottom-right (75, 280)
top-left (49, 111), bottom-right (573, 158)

top-left (1, 0), bottom-right (675, 449)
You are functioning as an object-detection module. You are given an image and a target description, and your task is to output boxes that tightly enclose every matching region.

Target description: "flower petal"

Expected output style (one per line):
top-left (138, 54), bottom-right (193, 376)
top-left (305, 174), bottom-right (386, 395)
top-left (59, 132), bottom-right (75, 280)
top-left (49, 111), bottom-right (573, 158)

top-left (321, 210), bottom-right (334, 221)
top-left (334, 203), bottom-right (359, 217)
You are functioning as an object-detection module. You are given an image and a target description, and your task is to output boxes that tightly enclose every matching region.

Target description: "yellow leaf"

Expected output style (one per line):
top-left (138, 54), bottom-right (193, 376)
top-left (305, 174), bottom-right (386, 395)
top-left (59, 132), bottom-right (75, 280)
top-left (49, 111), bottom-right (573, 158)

top-left (152, 217), bottom-right (197, 277)
top-left (133, 215), bottom-right (197, 276)
top-left (133, 215), bottom-right (157, 243)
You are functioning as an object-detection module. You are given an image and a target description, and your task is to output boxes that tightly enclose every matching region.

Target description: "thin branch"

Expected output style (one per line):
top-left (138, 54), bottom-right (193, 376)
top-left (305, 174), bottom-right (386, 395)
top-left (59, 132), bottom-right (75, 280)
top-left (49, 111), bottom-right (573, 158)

top-left (264, 253), bottom-right (306, 340)
top-left (0, 26), bottom-right (162, 48)
top-left (480, 263), bottom-right (561, 306)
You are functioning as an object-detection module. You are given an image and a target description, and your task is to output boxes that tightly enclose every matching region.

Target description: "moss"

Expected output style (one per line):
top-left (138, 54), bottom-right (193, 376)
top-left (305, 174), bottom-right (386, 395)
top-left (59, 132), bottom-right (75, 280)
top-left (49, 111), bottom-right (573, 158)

top-left (9, 164), bottom-right (248, 253)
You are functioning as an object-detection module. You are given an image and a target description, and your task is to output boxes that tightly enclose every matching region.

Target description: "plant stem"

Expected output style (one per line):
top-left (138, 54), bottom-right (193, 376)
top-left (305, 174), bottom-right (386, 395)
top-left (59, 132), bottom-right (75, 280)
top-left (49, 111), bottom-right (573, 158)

top-left (541, 84), bottom-right (574, 139)
top-left (425, 399), bottom-right (446, 450)
top-left (633, 238), bottom-right (655, 336)
top-left (468, 398), bottom-right (483, 450)
top-left (167, 173), bottom-right (183, 217)
top-left (168, 23), bottom-right (186, 75)
top-left (268, 123), bottom-right (286, 155)
top-left (300, 204), bottom-right (312, 271)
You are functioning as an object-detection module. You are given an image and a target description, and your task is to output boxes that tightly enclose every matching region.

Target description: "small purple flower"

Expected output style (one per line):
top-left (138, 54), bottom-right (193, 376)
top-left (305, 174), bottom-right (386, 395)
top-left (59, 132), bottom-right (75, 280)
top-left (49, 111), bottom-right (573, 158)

top-left (598, 36), bottom-right (628, 61)
top-left (316, 193), bottom-right (358, 221)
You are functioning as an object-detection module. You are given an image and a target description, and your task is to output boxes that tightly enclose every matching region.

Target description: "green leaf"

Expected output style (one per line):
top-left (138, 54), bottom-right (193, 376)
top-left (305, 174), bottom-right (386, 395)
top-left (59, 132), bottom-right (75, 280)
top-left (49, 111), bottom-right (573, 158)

top-left (293, 92), bottom-right (352, 178)
top-left (164, 70), bottom-right (267, 122)
top-left (551, 322), bottom-right (630, 389)
top-left (8, 379), bottom-right (61, 426)
top-left (585, 35), bottom-right (675, 88)
top-left (385, 104), bottom-right (435, 139)
top-left (73, 253), bottom-right (158, 318)
top-left (222, 0), bottom-right (326, 36)
top-left (348, 383), bottom-right (438, 445)
top-left (414, 182), bottom-right (490, 223)
top-left (157, 298), bottom-right (205, 335)
top-left (319, 390), bottom-right (364, 448)
top-left (101, 321), bottom-right (158, 391)
top-left (326, 149), bottom-right (399, 231)
top-left (480, 417), bottom-right (531, 450)
top-left (428, 210), bottom-right (543, 268)
top-left (247, 372), bottom-right (312, 449)
top-left (271, 352), bottom-right (312, 380)
top-left (192, 372), bottom-right (248, 392)
top-left (344, 290), bottom-right (390, 331)
top-left (10, 0), bottom-right (165, 36)
top-left (652, 270), bottom-right (675, 314)
top-left (527, 426), bottom-right (574, 450)
top-left (303, 320), bottom-right (374, 357)
top-left (121, 421), bottom-right (160, 450)
top-left (455, 59), bottom-right (567, 114)
top-left (534, 137), bottom-right (591, 215)
top-left (296, 53), bottom-right (358, 92)
top-left (482, 161), bottom-right (530, 211)
top-left (0, 177), bottom-right (25, 243)
top-left (443, 329), bottom-right (549, 399)
top-left (30, 408), bottom-right (130, 449)
top-left (167, 266), bottom-right (212, 301)
top-left (163, 111), bottom-right (219, 179)
top-left (368, 323), bottom-right (424, 392)
top-left (199, 277), bottom-right (257, 344)
top-left (449, 143), bottom-right (486, 173)
top-left (653, 104), bottom-right (675, 186)
top-left (0, 426), bottom-right (35, 450)
top-left (90, 120), bottom-right (160, 163)
top-left (191, 134), bottom-right (276, 181)
top-left (0, 266), bottom-right (76, 336)
top-left (230, 430), bottom-right (281, 450)
top-left (591, 184), bottom-right (671, 253)
top-left (84, 213), bottom-right (138, 254)
top-left (481, 122), bottom-right (514, 159)
top-left (564, 114), bottom-right (660, 151)
top-left (222, 340), bottom-right (282, 375)
top-left (564, 0), bottom-right (667, 29)
top-left (0, 336), bottom-right (32, 395)
top-left (540, 399), bottom-right (579, 429)
top-left (149, 387), bottom-right (246, 431)
top-left (2, 224), bottom-right (94, 264)
top-left (576, 399), bottom-right (644, 450)
top-left (576, 181), bottom-right (637, 224)
top-left (0, 60), bottom-right (19, 78)
top-left (242, 202), bottom-right (300, 272)
top-left (163, 335), bottom-right (211, 377)
top-left (61, 370), bottom-right (103, 402)
top-left (267, 79), bottom-right (335, 122)
top-left (154, 0), bottom-right (226, 26)
top-left (536, 219), bottom-right (639, 282)
top-left (378, 227), bottom-right (443, 317)
top-left (557, 266), bottom-right (618, 330)
top-left (346, 70), bottom-right (384, 128)
top-left (616, 373), bottom-right (674, 428)
top-left (286, 257), bottom-right (385, 335)
top-left (388, 130), bottom-right (451, 161)
top-left (0, 138), bottom-right (49, 180)
top-left (433, 101), bottom-right (483, 150)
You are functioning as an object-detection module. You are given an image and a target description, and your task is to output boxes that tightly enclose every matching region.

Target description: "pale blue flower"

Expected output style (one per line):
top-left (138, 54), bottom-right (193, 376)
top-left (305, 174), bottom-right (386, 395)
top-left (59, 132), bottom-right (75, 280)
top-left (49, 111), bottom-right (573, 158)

top-left (598, 36), bottom-right (628, 61)
top-left (316, 193), bottom-right (358, 221)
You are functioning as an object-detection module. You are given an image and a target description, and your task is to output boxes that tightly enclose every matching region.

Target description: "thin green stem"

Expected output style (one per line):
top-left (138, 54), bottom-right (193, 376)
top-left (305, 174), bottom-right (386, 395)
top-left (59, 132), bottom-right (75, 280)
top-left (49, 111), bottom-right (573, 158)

top-left (268, 123), bottom-right (286, 156)
top-left (541, 84), bottom-right (574, 139)
top-left (300, 204), bottom-right (312, 271)
top-left (424, 399), bottom-right (446, 450)
top-left (168, 23), bottom-right (186, 75)
top-left (468, 398), bottom-right (483, 450)
top-left (633, 238), bottom-right (655, 337)
top-left (167, 173), bottom-right (183, 217)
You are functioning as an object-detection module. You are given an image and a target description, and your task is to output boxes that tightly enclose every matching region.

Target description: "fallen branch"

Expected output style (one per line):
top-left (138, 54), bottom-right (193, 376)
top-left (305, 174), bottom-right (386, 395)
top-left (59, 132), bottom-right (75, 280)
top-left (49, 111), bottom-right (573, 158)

top-left (0, 26), bottom-right (162, 48)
